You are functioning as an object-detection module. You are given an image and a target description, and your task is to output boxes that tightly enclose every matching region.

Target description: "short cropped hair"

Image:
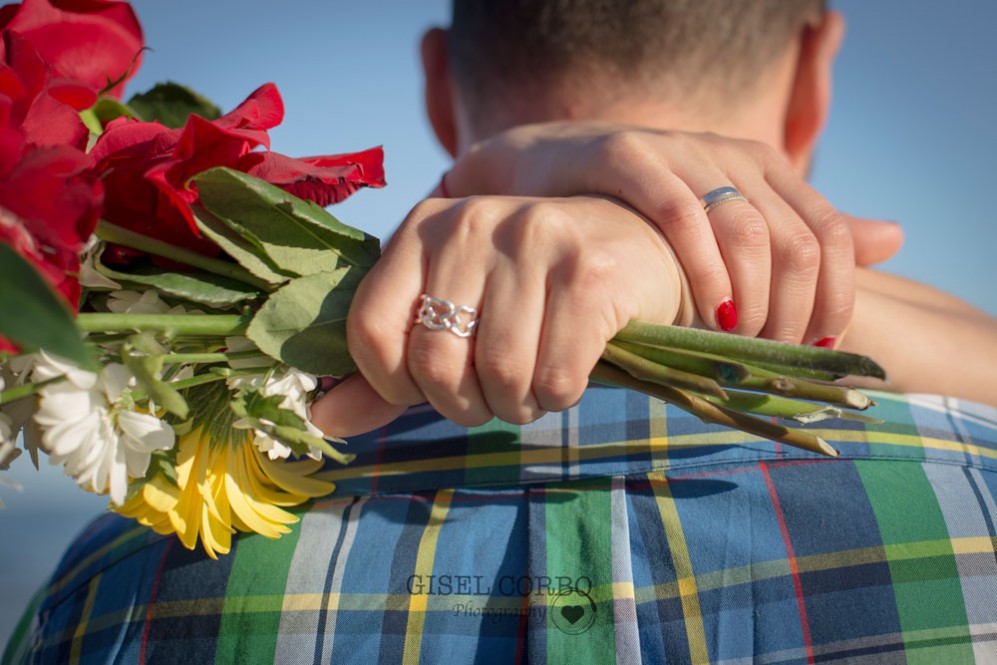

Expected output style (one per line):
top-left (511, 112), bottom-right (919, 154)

top-left (449, 0), bottom-right (825, 123)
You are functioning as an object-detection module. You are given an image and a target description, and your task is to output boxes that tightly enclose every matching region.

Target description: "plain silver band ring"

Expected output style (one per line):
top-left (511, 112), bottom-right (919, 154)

top-left (700, 186), bottom-right (749, 213)
top-left (416, 294), bottom-right (479, 338)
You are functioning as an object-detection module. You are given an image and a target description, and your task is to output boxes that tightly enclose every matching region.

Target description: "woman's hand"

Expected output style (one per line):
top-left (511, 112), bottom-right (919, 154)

top-left (444, 122), bottom-right (904, 346)
top-left (311, 195), bottom-right (686, 436)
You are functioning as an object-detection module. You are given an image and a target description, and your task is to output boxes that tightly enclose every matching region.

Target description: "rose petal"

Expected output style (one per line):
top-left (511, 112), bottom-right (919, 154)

top-left (0, 0), bottom-right (143, 99)
top-left (237, 147), bottom-right (385, 207)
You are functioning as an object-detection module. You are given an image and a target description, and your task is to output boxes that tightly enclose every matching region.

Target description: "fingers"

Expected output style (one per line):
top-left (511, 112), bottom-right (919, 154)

top-left (534, 264), bottom-right (617, 413)
top-left (310, 374), bottom-right (407, 438)
top-left (758, 161), bottom-right (856, 345)
top-left (473, 239), bottom-right (546, 423)
top-left (649, 173), bottom-right (740, 332)
top-left (846, 216), bottom-right (904, 266)
top-left (346, 200), bottom-right (439, 410)
top-left (407, 247), bottom-right (492, 427)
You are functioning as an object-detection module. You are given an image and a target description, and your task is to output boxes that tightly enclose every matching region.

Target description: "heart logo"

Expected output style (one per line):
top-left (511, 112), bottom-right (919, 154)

top-left (549, 587), bottom-right (596, 634)
top-left (560, 605), bottom-right (584, 624)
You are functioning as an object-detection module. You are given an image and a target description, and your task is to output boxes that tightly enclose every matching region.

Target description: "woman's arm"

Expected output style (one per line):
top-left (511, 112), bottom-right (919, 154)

top-left (843, 270), bottom-right (997, 405)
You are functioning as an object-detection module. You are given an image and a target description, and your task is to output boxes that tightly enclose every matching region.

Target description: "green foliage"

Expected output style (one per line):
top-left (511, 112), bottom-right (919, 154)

top-left (247, 268), bottom-right (363, 376)
top-left (192, 206), bottom-right (291, 286)
top-left (194, 168), bottom-right (380, 275)
top-left (0, 244), bottom-right (94, 368)
top-left (95, 260), bottom-right (259, 309)
top-left (128, 82), bottom-right (221, 128)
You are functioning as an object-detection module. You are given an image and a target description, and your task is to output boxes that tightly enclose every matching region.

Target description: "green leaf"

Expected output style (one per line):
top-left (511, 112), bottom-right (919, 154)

top-left (80, 98), bottom-right (137, 141)
top-left (194, 168), bottom-right (380, 275)
top-left (192, 206), bottom-right (291, 286)
top-left (247, 268), bottom-right (363, 376)
top-left (95, 262), bottom-right (259, 309)
top-left (127, 82), bottom-right (221, 128)
top-left (0, 244), bottom-right (94, 369)
top-left (93, 98), bottom-right (138, 125)
top-left (239, 391), bottom-right (307, 429)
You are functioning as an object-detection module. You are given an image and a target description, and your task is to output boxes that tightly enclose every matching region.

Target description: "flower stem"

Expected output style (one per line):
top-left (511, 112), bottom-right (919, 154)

top-left (616, 321), bottom-right (886, 380)
top-left (76, 313), bottom-right (249, 337)
top-left (0, 377), bottom-right (66, 404)
top-left (160, 350), bottom-right (270, 365)
top-left (168, 367), bottom-right (265, 391)
top-left (591, 361), bottom-right (839, 457)
top-left (612, 340), bottom-right (872, 409)
top-left (602, 342), bottom-right (728, 399)
top-left (95, 220), bottom-right (273, 291)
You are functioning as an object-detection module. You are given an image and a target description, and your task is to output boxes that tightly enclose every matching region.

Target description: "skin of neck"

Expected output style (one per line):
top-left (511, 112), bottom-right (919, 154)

top-left (448, 23), bottom-right (826, 177)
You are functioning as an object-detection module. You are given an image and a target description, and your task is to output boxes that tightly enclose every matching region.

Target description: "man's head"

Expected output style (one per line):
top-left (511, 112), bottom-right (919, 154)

top-left (422, 0), bottom-right (842, 172)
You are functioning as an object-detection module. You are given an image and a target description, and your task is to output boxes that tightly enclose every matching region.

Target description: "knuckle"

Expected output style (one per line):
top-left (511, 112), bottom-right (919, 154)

top-left (476, 349), bottom-right (529, 393)
top-left (533, 365), bottom-right (585, 411)
top-left (727, 210), bottom-right (770, 248)
top-left (746, 139), bottom-right (788, 170)
top-left (559, 248), bottom-right (620, 295)
top-left (406, 197), bottom-right (439, 221)
top-left (496, 202), bottom-right (571, 257)
top-left (658, 198), bottom-right (706, 233)
top-left (777, 231), bottom-right (821, 273)
top-left (406, 340), bottom-right (459, 390)
top-left (449, 197), bottom-right (494, 237)
top-left (599, 130), bottom-right (651, 168)
top-left (347, 313), bottom-right (391, 369)
top-left (812, 208), bottom-right (854, 252)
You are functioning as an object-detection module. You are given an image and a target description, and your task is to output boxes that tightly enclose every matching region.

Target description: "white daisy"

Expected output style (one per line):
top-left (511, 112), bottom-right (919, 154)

top-left (232, 366), bottom-right (325, 461)
top-left (32, 353), bottom-right (175, 505)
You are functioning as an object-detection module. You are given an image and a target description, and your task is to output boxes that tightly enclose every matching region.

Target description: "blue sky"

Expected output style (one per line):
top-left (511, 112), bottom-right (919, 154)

top-left (2, 0), bottom-right (996, 645)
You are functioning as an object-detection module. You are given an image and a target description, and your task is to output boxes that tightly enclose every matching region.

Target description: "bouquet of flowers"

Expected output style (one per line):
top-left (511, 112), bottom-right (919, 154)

top-left (0, 0), bottom-right (883, 558)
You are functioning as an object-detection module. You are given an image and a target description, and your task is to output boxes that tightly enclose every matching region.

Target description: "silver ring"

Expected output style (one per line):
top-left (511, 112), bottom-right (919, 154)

top-left (700, 186), bottom-right (748, 213)
top-left (416, 294), bottom-right (479, 338)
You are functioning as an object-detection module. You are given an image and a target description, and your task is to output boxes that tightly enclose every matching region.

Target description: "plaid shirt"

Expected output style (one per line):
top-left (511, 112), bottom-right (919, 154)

top-left (5, 386), bottom-right (997, 664)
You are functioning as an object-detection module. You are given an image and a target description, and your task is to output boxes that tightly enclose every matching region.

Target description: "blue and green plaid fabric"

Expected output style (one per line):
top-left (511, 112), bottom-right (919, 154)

top-left (5, 386), bottom-right (997, 664)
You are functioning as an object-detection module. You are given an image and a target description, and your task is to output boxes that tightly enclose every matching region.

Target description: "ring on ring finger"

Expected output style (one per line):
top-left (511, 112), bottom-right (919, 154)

top-left (700, 186), bottom-right (749, 214)
top-left (416, 294), bottom-right (479, 338)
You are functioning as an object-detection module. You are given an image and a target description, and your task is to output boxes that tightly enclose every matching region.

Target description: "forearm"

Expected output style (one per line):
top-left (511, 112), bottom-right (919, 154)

top-left (841, 269), bottom-right (997, 406)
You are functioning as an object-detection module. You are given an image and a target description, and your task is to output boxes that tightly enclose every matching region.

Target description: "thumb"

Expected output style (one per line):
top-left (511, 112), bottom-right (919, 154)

top-left (846, 216), bottom-right (904, 266)
top-left (310, 374), bottom-right (409, 438)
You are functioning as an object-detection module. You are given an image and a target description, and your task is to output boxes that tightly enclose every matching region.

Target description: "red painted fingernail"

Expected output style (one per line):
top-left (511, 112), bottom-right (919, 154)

top-left (814, 336), bottom-right (836, 349)
top-left (716, 299), bottom-right (737, 332)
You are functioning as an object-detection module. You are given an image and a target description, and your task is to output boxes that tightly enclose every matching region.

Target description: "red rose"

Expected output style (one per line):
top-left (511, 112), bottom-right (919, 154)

top-left (91, 83), bottom-right (385, 255)
top-left (0, 0), bottom-right (142, 99)
top-left (0, 31), bottom-right (94, 149)
top-left (0, 28), bottom-right (100, 354)
top-left (0, 107), bottom-right (103, 313)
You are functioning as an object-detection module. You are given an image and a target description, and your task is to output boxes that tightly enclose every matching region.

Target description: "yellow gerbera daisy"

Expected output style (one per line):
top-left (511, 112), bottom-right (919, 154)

top-left (116, 424), bottom-right (334, 559)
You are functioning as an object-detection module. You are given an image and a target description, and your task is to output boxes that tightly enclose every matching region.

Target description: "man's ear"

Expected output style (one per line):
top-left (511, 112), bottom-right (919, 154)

top-left (421, 27), bottom-right (458, 157)
top-left (783, 11), bottom-right (845, 172)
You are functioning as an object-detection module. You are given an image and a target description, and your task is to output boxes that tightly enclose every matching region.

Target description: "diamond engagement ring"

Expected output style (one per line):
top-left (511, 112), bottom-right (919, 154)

top-left (700, 186), bottom-right (748, 213)
top-left (416, 294), bottom-right (479, 338)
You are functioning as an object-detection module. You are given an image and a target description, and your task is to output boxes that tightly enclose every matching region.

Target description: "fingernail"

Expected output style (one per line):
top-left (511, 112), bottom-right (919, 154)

top-left (813, 336), bottom-right (836, 349)
top-left (715, 298), bottom-right (737, 332)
